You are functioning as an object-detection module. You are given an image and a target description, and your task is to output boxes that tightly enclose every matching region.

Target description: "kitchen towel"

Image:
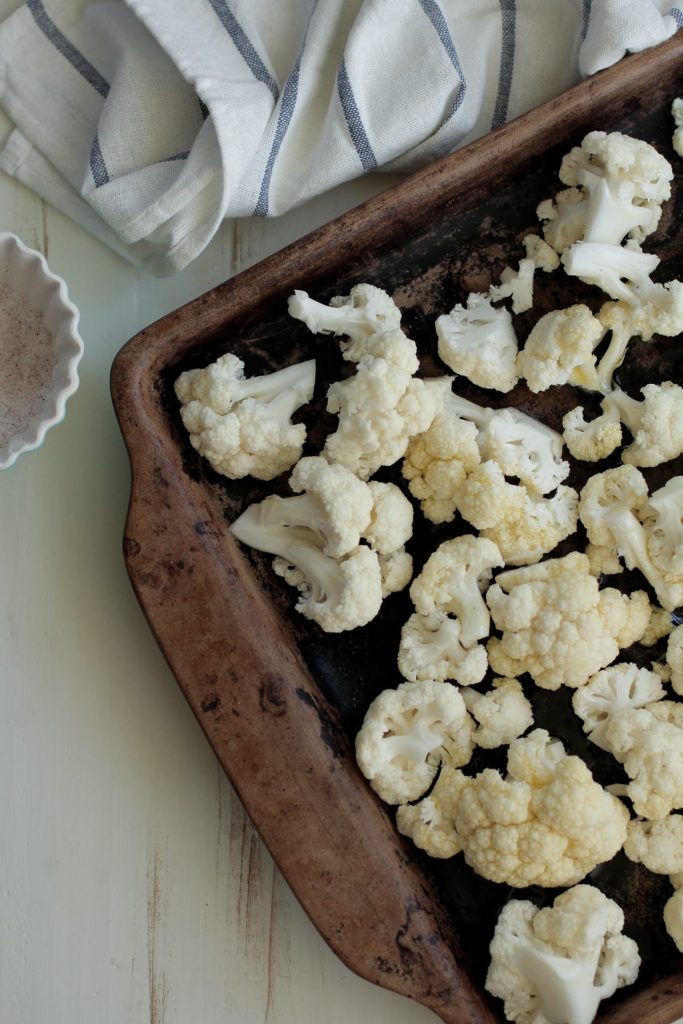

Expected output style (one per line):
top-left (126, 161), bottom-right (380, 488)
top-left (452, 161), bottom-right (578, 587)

top-left (0, 0), bottom-right (678, 275)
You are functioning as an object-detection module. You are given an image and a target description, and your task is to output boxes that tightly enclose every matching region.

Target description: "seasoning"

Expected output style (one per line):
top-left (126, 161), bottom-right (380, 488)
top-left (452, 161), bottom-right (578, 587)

top-left (0, 283), bottom-right (54, 446)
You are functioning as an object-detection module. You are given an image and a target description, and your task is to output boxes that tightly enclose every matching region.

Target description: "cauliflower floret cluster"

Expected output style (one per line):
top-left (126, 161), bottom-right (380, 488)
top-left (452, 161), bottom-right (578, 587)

top-left (486, 885), bottom-right (640, 1024)
top-left (397, 730), bottom-right (629, 886)
top-left (486, 553), bottom-right (649, 690)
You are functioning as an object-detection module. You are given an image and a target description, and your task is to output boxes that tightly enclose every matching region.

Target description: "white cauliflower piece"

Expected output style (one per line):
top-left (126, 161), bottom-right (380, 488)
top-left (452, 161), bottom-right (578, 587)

top-left (285, 455), bottom-right (374, 557)
top-left (516, 305), bottom-right (604, 393)
top-left (175, 354), bottom-right (316, 480)
top-left (539, 130), bottom-right (672, 256)
top-left (377, 548), bottom-right (413, 598)
top-left (362, 481), bottom-right (413, 555)
top-left (456, 461), bottom-right (578, 566)
top-left (395, 765), bottom-right (467, 858)
top-left (571, 663), bottom-right (665, 750)
top-left (624, 816), bottom-right (683, 876)
top-left (487, 552), bottom-right (650, 690)
top-left (486, 885), bottom-right (640, 1024)
top-left (608, 382), bottom-right (683, 467)
top-left (439, 730), bottom-right (628, 886)
top-left (604, 704), bottom-right (683, 819)
top-left (672, 97), bottom-right (683, 158)
top-left (562, 403), bottom-right (622, 462)
top-left (402, 389), bottom-right (481, 525)
top-left (585, 542), bottom-right (623, 577)
top-left (355, 679), bottom-right (474, 804)
top-left (324, 359), bottom-right (438, 479)
top-left (642, 475), bottom-right (683, 581)
top-left (436, 293), bottom-right (519, 392)
top-left (409, 535), bottom-right (503, 647)
top-left (639, 604), bottom-right (674, 647)
top-left (664, 889), bottom-right (683, 952)
top-left (487, 235), bottom-right (559, 314)
top-left (579, 466), bottom-right (683, 611)
top-left (667, 624), bottom-right (683, 696)
top-left (287, 284), bottom-right (418, 368)
top-left (461, 678), bottom-right (533, 749)
top-left (398, 611), bottom-right (488, 686)
top-left (479, 408), bottom-right (569, 495)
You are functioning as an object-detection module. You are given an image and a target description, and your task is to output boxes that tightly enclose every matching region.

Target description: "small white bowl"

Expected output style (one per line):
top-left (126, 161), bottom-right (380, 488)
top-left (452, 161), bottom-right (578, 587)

top-left (0, 231), bottom-right (83, 469)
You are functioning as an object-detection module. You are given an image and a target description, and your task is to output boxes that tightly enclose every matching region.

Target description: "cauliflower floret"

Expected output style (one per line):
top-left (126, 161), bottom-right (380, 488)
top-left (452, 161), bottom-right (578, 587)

top-left (516, 305), bottom-right (604, 393)
top-left (545, 130), bottom-right (672, 249)
top-left (487, 234), bottom-right (561, 314)
top-left (409, 535), bottom-right (503, 647)
top-left (479, 408), bottom-right (569, 496)
top-left (642, 475), bottom-right (683, 580)
top-left (586, 542), bottom-right (623, 577)
top-left (639, 604), bottom-right (674, 647)
top-left (608, 382), bottom-right (683, 467)
top-left (362, 481), bottom-right (413, 555)
top-left (402, 391), bottom-right (481, 525)
top-left (562, 403), bottom-right (622, 462)
top-left (175, 354), bottom-right (316, 480)
top-left (285, 456), bottom-right (374, 557)
top-left (398, 611), bottom-right (488, 686)
top-left (579, 465), bottom-right (683, 611)
top-left (396, 764), bottom-right (468, 859)
top-left (537, 186), bottom-right (587, 253)
top-left (487, 553), bottom-right (650, 689)
top-left (455, 730), bottom-right (628, 886)
top-left (377, 548), bottom-right (413, 598)
top-left (354, 679), bottom-right (474, 804)
top-left (456, 461), bottom-right (578, 566)
top-left (664, 889), bottom-right (683, 952)
top-left (572, 663), bottom-right (665, 750)
top-left (673, 98), bottom-right (683, 158)
top-left (624, 816), bottom-right (683, 876)
top-left (230, 488), bottom-right (383, 632)
top-left (667, 624), bottom-right (683, 696)
top-left (604, 705), bottom-right (683, 819)
top-left (486, 885), bottom-right (640, 1024)
top-left (324, 359), bottom-right (438, 479)
top-left (461, 678), bottom-right (533, 749)
top-left (436, 293), bottom-right (519, 392)
top-left (287, 284), bottom-right (417, 368)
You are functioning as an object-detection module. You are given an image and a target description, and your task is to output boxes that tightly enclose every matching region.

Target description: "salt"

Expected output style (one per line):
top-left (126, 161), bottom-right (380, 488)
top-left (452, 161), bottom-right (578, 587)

top-left (0, 283), bottom-right (54, 447)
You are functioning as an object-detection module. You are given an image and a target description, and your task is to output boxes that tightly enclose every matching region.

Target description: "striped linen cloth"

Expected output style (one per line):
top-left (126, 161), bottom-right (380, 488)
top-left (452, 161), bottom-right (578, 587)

top-left (0, 0), bottom-right (678, 275)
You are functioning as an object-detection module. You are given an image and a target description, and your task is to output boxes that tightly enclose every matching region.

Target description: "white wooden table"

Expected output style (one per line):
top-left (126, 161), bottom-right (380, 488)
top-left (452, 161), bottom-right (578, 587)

top-left (0, 101), bottom-right (446, 1024)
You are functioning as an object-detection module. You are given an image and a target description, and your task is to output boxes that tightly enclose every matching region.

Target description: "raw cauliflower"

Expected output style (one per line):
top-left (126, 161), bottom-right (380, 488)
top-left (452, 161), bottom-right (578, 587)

top-left (486, 885), bottom-right (640, 1024)
top-left (436, 292), bottom-right (519, 392)
top-left (175, 353), bottom-right (316, 480)
top-left (402, 395), bottom-right (481, 524)
top-left (324, 357), bottom-right (438, 479)
top-left (456, 461), bottom-right (578, 566)
top-left (667, 624), bottom-right (683, 696)
top-left (608, 382), bottom-right (683, 467)
top-left (562, 403), bottom-right (622, 462)
top-left (395, 764), bottom-right (468, 859)
top-left (397, 611), bottom-right (488, 687)
top-left (664, 889), bottom-right (683, 952)
top-left (603, 702), bottom-right (683, 819)
top-left (571, 663), bottom-right (665, 750)
top-left (624, 816), bottom-right (683, 876)
top-left (486, 553), bottom-right (650, 689)
top-left (487, 234), bottom-right (560, 314)
top-left (399, 729), bottom-right (629, 886)
top-left (354, 679), bottom-right (474, 804)
top-left (642, 475), bottom-right (683, 582)
top-left (516, 305), bottom-right (604, 393)
top-left (461, 678), bottom-right (533, 749)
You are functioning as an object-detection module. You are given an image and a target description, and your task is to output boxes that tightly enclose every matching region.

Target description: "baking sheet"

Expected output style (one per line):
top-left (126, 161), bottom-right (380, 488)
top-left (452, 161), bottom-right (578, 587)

top-left (112, 37), bottom-right (683, 1024)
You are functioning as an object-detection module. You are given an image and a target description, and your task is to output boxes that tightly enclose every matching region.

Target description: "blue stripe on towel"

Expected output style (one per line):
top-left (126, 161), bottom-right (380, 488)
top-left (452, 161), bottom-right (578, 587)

top-left (581, 0), bottom-right (593, 40)
top-left (417, 0), bottom-right (466, 120)
top-left (27, 0), bottom-right (109, 98)
top-left (491, 0), bottom-right (516, 130)
top-left (253, 56), bottom-right (301, 216)
top-left (670, 6), bottom-right (683, 26)
top-left (206, 0), bottom-right (279, 100)
top-left (89, 133), bottom-right (109, 186)
top-left (337, 58), bottom-right (377, 170)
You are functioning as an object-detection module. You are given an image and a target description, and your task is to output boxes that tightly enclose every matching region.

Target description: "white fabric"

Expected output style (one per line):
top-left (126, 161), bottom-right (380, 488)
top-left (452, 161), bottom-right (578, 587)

top-left (0, 0), bottom-right (677, 276)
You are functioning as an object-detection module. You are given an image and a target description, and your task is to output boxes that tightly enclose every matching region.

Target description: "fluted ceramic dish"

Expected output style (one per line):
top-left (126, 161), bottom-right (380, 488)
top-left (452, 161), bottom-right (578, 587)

top-left (0, 231), bottom-right (83, 470)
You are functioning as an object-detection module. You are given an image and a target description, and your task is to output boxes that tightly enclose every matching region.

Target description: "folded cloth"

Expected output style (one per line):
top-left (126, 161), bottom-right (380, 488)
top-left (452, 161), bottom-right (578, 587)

top-left (0, 0), bottom-right (678, 275)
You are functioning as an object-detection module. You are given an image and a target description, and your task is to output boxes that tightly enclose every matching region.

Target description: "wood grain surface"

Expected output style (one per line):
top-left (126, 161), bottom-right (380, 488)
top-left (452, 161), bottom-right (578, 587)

top-left (111, 37), bottom-right (683, 1024)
